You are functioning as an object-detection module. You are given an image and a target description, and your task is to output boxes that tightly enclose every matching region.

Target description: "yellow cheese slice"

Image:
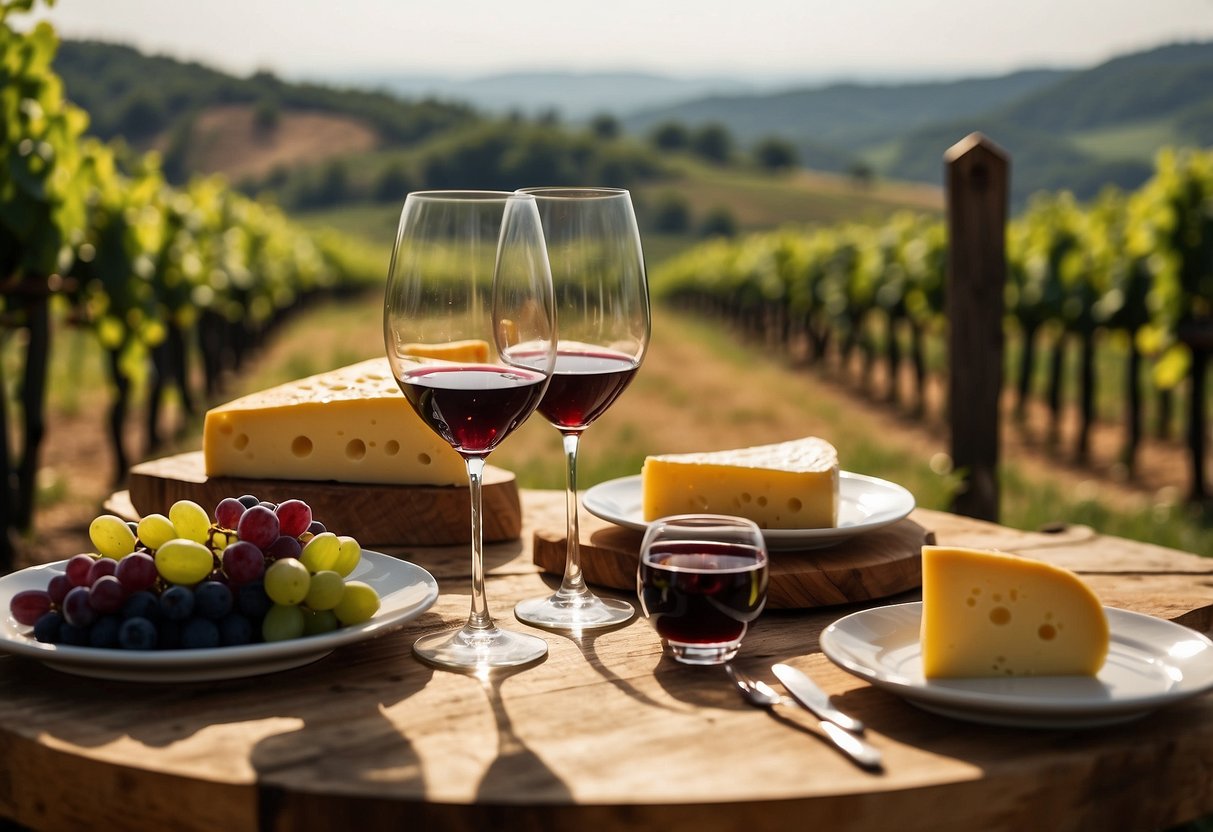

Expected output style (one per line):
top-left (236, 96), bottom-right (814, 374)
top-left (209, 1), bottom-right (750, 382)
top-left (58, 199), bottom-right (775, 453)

top-left (203, 358), bottom-right (467, 486)
top-left (920, 545), bottom-right (1109, 678)
top-left (400, 339), bottom-right (490, 363)
top-left (641, 437), bottom-right (839, 528)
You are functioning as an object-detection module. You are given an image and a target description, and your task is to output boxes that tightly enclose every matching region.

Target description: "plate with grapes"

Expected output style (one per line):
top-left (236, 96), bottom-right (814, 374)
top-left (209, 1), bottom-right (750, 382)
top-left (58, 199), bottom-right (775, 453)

top-left (0, 550), bottom-right (439, 682)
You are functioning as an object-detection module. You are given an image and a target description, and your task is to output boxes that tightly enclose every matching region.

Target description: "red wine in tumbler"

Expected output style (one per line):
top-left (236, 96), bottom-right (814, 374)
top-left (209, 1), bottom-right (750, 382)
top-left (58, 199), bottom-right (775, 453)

top-left (638, 542), bottom-right (768, 644)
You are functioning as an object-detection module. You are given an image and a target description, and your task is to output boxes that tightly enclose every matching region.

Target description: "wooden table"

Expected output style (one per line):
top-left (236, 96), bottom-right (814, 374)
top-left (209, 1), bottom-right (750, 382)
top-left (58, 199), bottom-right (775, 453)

top-left (2, 491), bottom-right (1213, 831)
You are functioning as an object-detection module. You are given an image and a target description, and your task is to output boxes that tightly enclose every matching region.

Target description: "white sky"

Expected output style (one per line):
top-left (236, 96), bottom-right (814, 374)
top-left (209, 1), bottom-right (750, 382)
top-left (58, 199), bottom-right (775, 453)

top-left (30, 0), bottom-right (1213, 80)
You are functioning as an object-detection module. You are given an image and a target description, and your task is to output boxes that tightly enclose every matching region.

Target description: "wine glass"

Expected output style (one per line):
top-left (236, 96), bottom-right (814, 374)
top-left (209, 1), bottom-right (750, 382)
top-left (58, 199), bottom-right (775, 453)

top-left (385, 190), bottom-right (556, 670)
top-left (513, 187), bottom-right (651, 631)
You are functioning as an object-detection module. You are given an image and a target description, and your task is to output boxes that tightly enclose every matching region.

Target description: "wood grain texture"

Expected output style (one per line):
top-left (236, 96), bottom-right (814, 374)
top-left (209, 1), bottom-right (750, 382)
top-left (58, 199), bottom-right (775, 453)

top-left (0, 495), bottom-right (1212, 831)
top-left (127, 450), bottom-right (521, 545)
top-left (533, 511), bottom-right (928, 608)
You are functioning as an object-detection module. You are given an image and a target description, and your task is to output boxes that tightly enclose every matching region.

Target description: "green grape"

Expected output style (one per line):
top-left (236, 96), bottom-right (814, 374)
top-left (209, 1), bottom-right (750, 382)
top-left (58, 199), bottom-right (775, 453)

top-left (154, 539), bottom-right (215, 585)
top-left (265, 558), bottom-right (311, 606)
top-left (299, 532), bottom-right (339, 573)
top-left (89, 514), bottom-right (137, 559)
top-left (262, 604), bottom-right (306, 642)
top-left (303, 570), bottom-right (344, 611)
top-left (302, 608), bottom-right (340, 636)
top-left (333, 581), bottom-right (380, 625)
top-left (332, 536), bottom-right (362, 577)
top-left (137, 513), bottom-right (176, 550)
top-left (169, 500), bottom-right (211, 544)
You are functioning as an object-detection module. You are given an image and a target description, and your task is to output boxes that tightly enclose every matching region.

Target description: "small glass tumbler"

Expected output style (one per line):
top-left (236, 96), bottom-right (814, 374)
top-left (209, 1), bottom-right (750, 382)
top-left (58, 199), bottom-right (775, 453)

top-left (637, 515), bottom-right (769, 665)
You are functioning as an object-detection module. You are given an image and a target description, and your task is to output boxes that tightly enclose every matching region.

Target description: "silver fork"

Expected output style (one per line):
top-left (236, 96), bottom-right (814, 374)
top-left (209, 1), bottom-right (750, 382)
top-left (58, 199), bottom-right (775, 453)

top-left (726, 665), bottom-right (883, 771)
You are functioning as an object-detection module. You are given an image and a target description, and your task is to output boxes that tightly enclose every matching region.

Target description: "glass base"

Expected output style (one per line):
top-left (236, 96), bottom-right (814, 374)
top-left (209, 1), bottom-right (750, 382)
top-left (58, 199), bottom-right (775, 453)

top-left (664, 639), bottom-right (742, 666)
top-left (413, 624), bottom-right (548, 670)
top-left (514, 592), bottom-right (635, 632)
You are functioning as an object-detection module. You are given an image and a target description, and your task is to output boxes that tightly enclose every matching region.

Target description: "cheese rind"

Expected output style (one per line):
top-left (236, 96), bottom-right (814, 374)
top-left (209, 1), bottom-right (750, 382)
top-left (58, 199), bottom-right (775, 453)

top-left (641, 437), bottom-right (839, 529)
top-left (920, 545), bottom-right (1109, 678)
top-left (203, 358), bottom-right (467, 486)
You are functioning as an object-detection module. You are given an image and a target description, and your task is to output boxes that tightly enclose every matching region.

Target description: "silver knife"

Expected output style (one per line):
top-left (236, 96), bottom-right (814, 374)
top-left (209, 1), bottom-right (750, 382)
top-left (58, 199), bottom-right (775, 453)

top-left (772, 662), bottom-right (866, 735)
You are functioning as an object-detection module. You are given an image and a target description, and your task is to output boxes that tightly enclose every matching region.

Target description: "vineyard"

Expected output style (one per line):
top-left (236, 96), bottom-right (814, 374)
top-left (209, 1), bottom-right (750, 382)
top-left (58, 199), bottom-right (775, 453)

top-left (653, 147), bottom-right (1213, 500)
top-left (0, 4), bottom-right (380, 566)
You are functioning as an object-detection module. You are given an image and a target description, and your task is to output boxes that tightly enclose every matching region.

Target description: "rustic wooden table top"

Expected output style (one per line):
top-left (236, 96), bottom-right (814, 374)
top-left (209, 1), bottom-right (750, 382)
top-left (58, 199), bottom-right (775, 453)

top-left (2, 490), bottom-right (1213, 832)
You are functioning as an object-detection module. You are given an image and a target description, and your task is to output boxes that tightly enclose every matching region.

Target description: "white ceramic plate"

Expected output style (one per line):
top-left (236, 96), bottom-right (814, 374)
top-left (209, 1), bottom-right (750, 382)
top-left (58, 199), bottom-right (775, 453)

top-left (819, 602), bottom-right (1213, 728)
top-left (0, 550), bottom-right (439, 683)
top-left (581, 472), bottom-right (915, 550)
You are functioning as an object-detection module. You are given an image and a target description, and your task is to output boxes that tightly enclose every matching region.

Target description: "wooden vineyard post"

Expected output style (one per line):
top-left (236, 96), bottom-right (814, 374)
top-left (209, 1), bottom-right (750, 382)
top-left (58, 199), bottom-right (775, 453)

top-left (945, 134), bottom-right (1009, 522)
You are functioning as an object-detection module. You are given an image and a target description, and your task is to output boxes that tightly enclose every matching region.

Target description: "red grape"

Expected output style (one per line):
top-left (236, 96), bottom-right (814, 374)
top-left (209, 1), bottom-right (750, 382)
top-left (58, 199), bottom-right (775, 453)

top-left (88, 575), bottom-right (128, 615)
top-left (10, 589), bottom-right (52, 626)
top-left (237, 505), bottom-right (280, 550)
top-left (47, 574), bottom-right (71, 605)
top-left (222, 540), bottom-right (265, 586)
top-left (86, 557), bottom-right (118, 586)
top-left (62, 586), bottom-right (97, 627)
top-left (65, 554), bottom-right (95, 587)
top-left (265, 535), bottom-right (302, 562)
top-left (115, 552), bottom-right (158, 592)
top-left (215, 497), bottom-right (246, 530)
top-left (274, 499), bottom-right (312, 538)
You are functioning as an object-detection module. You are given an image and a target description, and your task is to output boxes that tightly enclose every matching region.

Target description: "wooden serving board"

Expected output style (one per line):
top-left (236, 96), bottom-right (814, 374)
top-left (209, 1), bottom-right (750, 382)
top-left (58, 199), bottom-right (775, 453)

top-left (128, 451), bottom-right (521, 546)
top-left (534, 510), bottom-right (929, 609)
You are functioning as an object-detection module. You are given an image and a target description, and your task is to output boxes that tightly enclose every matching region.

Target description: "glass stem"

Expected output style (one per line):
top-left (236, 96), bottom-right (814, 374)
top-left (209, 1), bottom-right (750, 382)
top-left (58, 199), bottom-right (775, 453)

top-left (464, 455), bottom-right (493, 631)
top-left (558, 431), bottom-right (589, 599)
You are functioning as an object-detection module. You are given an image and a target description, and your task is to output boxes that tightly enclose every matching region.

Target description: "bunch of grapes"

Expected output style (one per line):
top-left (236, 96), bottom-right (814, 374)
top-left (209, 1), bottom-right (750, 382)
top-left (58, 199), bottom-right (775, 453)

top-left (9, 496), bottom-right (381, 651)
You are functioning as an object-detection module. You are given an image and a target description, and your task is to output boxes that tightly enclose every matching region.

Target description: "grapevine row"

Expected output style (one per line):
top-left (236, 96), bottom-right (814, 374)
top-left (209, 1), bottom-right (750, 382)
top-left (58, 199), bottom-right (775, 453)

top-left (653, 147), bottom-right (1213, 498)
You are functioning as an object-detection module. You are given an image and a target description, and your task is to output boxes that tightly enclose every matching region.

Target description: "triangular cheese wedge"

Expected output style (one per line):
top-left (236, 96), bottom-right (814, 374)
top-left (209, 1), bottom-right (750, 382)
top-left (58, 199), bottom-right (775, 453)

top-left (641, 437), bottom-right (839, 528)
top-left (203, 358), bottom-right (467, 486)
top-left (920, 545), bottom-right (1109, 678)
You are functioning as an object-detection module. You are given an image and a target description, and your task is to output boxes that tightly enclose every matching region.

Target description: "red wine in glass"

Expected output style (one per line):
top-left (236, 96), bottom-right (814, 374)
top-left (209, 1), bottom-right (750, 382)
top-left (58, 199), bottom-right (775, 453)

top-left (399, 364), bottom-right (548, 455)
top-left (538, 349), bottom-right (639, 430)
top-left (638, 541), bottom-right (769, 645)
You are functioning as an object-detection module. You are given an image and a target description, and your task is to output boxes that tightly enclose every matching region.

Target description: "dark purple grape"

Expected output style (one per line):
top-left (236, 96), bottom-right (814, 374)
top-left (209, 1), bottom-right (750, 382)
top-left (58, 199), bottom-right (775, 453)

top-left (59, 622), bottom-right (90, 646)
top-left (85, 557), bottom-right (118, 587)
top-left (118, 617), bottom-right (157, 650)
top-left (264, 535), bottom-right (302, 562)
top-left (64, 554), bottom-right (95, 587)
top-left (214, 497), bottom-right (245, 530)
top-left (274, 499), bottom-right (312, 538)
top-left (237, 494), bottom-right (260, 509)
top-left (62, 586), bottom-right (97, 627)
top-left (159, 585), bottom-right (195, 621)
top-left (237, 505), bottom-right (280, 550)
top-left (222, 541), bottom-right (265, 586)
top-left (181, 618), bottom-right (220, 649)
top-left (33, 611), bottom-right (63, 644)
top-left (121, 590), bottom-right (161, 621)
top-left (89, 615), bottom-right (121, 648)
top-left (218, 613), bottom-right (254, 646)
top-left (10, 589), bottom-right (52, 626)
top-left (157, 619), bottom-right (183, 649)
top-left (47, 574), bottom-right (71, 606)
top-left (88, 575), bottom-right (128, 615)
top-left (258, 500), bottom-right (277, 510)
top-left (306, 520), bottom-right (327, 536)
top-left (115, 552), bottom-right (158, 592)
top-left (195, 581), bottom-right (234, 620)
top-left (237, 581), bottom-right (272, 621)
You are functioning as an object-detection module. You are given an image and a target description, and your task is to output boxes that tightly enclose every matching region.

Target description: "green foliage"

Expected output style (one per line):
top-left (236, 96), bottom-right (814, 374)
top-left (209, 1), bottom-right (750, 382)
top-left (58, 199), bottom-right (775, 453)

top-left (690, 123), bottom-right (732, 164)
top-left (650, 121), bottom-right (689, 151)
top-left (753, 137), bottom-right (798, 172)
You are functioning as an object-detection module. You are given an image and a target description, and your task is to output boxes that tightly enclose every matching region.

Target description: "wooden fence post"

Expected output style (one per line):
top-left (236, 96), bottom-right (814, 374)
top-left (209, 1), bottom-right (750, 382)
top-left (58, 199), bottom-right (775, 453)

top-left (945, 133), bottom-right (1009, 522)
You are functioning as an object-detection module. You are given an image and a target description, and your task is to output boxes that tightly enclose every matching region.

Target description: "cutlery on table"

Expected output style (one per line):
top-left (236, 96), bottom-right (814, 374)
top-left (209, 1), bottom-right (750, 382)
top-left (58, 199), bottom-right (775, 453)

top-left (726, 665), bottom-right (883, 772)
top-left (772, 662), bottom-right (866, 735)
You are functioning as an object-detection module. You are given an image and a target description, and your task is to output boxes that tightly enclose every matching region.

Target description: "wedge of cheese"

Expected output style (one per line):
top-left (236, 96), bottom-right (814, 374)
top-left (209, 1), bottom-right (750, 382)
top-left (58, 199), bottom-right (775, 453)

top-left (641, 437), bottom-right (839, 529)
top-left (203, 358), bottom-right (467, 486)
top-left (920, 545), bottom-right (1109, 678)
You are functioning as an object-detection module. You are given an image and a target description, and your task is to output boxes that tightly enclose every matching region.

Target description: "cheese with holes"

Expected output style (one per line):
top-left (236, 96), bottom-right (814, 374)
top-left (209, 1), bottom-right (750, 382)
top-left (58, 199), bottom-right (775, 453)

top-left (641, 437), bottom-right (839, 528)
top-left (920, 545), bottom-right (1109, 678)
top-left (203, 358), bottom-right (467, 486)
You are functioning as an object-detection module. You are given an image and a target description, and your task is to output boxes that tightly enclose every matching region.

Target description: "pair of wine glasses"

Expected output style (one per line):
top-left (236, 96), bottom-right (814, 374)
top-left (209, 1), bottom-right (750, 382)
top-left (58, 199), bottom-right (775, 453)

top-left (384, 187), bottom-right (648, 671)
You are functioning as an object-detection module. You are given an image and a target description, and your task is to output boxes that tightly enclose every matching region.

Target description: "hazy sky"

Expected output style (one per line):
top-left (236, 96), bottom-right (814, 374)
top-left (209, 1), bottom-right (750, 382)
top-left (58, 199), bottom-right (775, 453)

top-left (31, 0), bottom-right (1213, 80)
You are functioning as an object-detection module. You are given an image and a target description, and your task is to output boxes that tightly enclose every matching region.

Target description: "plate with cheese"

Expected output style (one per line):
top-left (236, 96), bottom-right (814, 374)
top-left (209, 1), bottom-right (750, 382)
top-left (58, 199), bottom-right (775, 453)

top-left (582, 437), bottom-right (915, 550)
top-left (820, 547), bottom-right (1213, 728)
